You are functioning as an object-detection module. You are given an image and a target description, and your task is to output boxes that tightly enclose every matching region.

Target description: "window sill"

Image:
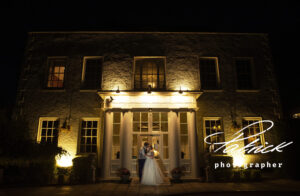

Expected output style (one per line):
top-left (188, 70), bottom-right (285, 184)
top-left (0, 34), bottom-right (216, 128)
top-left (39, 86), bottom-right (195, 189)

top-left (79, 89), bottom-right (98, 92)
top-left (202, 89), bottom-right (224, 93)
top-left (236, 89), bottom-right (260, 93)
top-left (40, 89), bottom-right (66, 92)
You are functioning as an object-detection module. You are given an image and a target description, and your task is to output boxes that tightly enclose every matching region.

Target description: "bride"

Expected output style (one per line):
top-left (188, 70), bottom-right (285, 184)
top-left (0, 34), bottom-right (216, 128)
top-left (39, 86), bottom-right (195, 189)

top-left (141, 145), bottom-right (165, 185)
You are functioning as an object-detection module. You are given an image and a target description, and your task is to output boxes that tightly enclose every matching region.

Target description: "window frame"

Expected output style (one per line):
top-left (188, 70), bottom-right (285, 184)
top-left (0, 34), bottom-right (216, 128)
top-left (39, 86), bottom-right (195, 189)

top-left (202, 117), bottom-right (225, 154)
top-left (133, 56), bottom-right (167, 90)
top-left (179, 112), bottom-right (190, 160)
top-left (78, 117), bottom-right (100, 154)
top-left (45, 57), bottom-right (67, 89)
top-left (37, 117), bottom-right (59, 144)
top-left (199, 57), bottom-right (221, 90)
top-left (241, 117), bottom-right (266, 150)
top-left (234, 57), bottom-right (257, 91)
top-left (81, 56), bottom-right (103, 90)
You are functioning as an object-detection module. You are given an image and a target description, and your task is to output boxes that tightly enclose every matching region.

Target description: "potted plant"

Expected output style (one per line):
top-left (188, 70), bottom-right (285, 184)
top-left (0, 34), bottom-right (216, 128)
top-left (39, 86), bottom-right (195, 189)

top-left (171, 167), bottom-right (185, 183)
top-left (118, 168), bottom-right (131, 183)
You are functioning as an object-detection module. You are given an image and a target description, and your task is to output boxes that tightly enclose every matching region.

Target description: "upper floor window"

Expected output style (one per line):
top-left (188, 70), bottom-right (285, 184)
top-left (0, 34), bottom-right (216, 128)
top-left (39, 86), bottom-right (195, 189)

top-left (46, 58), bottom-right (66, 88)
top-left (81, 57), bottom-right (102, 90)
top-left (134, 57), bottom-right (166, 90)
top-left (235, 58), bottom-right (255, 90)
top-left (199, 57), bottom-right (220, 90)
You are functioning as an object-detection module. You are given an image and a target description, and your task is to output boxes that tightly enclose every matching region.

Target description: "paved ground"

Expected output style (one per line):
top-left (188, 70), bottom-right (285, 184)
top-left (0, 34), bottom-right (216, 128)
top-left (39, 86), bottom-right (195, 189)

top-left (1, 179), bottom-right (300, 196)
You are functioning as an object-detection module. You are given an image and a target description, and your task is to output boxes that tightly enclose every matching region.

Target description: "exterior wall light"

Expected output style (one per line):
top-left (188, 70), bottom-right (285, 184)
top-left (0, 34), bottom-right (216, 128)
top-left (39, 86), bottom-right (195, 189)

top-left (116, 86), bottom-right (120, 93)
top-left (179, 86), bottom-right (183, 94)
top-left (147, 85), bottom-right (152, 94)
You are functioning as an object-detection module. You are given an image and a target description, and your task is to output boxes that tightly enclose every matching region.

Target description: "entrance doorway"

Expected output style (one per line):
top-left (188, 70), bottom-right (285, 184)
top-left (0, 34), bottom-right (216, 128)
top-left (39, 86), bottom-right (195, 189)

top-left (139, 134), bottom-right (161, 157)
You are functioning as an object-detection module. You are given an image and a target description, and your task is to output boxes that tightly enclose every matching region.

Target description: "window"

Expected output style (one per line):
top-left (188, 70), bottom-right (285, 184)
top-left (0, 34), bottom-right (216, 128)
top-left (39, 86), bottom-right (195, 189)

top-left (79, 119), bottom-right (99, 153)
top-left (242, 118), bottom-right (265, 152)
top-left (37, 118), bottom-right (59, 145)
top-left (199, 57), bottom-right (220, 89)
top-left (134, 57), bottom-right (166, 90)
top-left (112, 112), bottom-right (121, 159)
top-left (46, 58), bottom-right (66, 88)
top-left (203, 118), bottom-right (224, 153)
top-left (179, 112), bottom-right (189, 159)
top-left (235, 58), bottom-right (255, 89)
top-left (81, 57), bottom-right (102, 89)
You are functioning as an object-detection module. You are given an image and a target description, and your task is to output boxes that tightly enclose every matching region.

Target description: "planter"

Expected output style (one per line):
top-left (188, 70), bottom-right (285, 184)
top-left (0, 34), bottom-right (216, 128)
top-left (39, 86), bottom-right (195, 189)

top-left (172, 173), bottom-right (182, 183)
top-left (120, 174), bottom-right (130, 183)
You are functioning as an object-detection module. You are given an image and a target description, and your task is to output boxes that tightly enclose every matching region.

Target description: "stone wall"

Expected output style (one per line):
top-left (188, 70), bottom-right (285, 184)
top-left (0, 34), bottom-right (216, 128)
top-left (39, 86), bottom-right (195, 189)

top-left (12, 32), bottom-right (281, 166)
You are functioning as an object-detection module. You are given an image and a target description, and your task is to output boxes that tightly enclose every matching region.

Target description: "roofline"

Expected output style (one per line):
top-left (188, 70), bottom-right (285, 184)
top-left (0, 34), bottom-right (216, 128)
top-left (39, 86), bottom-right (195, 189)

top-left (28, 31), bottom-right (267, 36)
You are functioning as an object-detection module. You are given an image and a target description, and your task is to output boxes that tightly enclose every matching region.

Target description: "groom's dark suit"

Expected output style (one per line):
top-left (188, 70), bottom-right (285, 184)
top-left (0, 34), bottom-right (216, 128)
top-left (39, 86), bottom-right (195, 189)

top-left (138, 146), bottom-right (147, 181)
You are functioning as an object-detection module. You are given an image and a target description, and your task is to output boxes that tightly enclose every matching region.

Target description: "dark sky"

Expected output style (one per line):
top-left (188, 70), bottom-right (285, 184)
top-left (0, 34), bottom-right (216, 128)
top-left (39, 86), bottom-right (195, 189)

top-left (1, 1), bottom-right (300, 118)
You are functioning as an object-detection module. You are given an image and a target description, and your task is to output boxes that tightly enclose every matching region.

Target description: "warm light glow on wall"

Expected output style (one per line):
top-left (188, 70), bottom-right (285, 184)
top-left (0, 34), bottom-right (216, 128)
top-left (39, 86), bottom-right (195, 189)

top-left (106, 94), bottom-right (197, 109)
top-left (232, 152), bottom-right (246, 167)
top-left (55, 154), bottom-right (73, 167)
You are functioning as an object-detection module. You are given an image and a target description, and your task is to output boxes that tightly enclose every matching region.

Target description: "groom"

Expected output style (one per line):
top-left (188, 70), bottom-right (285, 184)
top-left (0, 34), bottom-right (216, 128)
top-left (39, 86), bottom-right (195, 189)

top-left (138, 142), bottom-right (149, 182)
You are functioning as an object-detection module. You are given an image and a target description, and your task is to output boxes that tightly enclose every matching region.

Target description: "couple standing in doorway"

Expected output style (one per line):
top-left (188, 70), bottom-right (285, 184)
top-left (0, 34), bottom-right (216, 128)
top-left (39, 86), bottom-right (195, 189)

top-left (138, 142), bottom-right (165, 185)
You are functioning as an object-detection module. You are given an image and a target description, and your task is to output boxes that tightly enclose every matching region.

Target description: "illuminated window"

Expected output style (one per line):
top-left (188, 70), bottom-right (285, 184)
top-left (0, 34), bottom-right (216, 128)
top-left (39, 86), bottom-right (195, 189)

top-left (46, 58), bottom-right (66, 88)
top-left (112, 112), bottom-right (121, 159)
top-left (242, 118), bottom-right (265, 152)
top-left (203, 118), bottom-right (224, 153)
top-left (81, 57), bottom-right (102, 89)
top-left (292, 113), bottom-right (300, 119)
top-left (199, 57), bottom-right (220, 89)
top-left (37, 118), bottom-right (59, 145)
top-left (179, 112), bottom-right (189, 159)
top-left (235, 58), bottom-right (255, 89)
top-left (134, 57), bottom-right (166, 90)
top-left (80, 119), bottom-right (99, 153)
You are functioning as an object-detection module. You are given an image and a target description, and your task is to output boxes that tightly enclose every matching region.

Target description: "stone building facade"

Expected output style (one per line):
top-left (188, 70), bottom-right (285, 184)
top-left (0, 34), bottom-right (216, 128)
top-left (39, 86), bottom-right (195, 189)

top-left (12, 32), bottom-right (282, 179)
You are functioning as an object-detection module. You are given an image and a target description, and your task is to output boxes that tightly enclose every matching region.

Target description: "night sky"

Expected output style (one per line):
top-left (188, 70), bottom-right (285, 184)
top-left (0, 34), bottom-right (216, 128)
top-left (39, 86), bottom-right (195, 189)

top-left (1, 1), bottom-right (300, 119)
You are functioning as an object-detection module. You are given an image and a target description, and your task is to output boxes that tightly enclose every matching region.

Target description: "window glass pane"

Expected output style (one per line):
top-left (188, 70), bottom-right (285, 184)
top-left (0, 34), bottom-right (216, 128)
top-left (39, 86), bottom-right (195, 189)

top-left (161, 112), bottom-right (168, 121)
top-left (133, 123), bottom-right (140, 132)
top-left (133, 112), bottom-right (140, 121)
top-left (113, 112), bottom-right (121, 123)
top-left (113, 124), bottom-right (120, 135)
top-left (180, 124), bottom-right (188, 134)
top-left (180, 112), bottom-right (187, 123)
top-left (200, 58), bottom-right (218, 89)
top-left (141, 112), bottom-right (148, 122)
top-left (161, 122), bottom-right (168, 132)
top-left (163, 134), bottom-right (168, 146)
top-left (82, 58), bottom-right (102, 89)
top-left (163, 148), bottom-right (169, 159)
top-left (180, 136), bottom-right (189, 159)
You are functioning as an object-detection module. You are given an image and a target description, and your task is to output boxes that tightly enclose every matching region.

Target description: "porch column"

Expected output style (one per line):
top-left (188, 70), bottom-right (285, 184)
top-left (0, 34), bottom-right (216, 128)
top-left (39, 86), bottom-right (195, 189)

top-left (120, 111), bottom-right (132, 170)
top-left (187, 110), bottom-right (199, 178)
top-left (169, 111), bottom-right (180, 174)
top-left (101, 111), bottom-right (113, 178)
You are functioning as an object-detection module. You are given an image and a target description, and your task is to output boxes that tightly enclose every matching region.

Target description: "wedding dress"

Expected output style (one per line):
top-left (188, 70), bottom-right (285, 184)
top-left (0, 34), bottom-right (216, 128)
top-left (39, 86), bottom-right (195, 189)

top-left (141, 150), bottom-right (165, 185)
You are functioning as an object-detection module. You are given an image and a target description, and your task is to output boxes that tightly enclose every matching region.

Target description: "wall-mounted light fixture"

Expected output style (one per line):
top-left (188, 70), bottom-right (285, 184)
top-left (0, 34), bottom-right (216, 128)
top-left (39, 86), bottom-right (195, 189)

top-left (179, 86), bottom-right (183, 94)
top-left (147, 85), bottom-right (152, 94)
top-left (116, 86), bottom-right (120, 94)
